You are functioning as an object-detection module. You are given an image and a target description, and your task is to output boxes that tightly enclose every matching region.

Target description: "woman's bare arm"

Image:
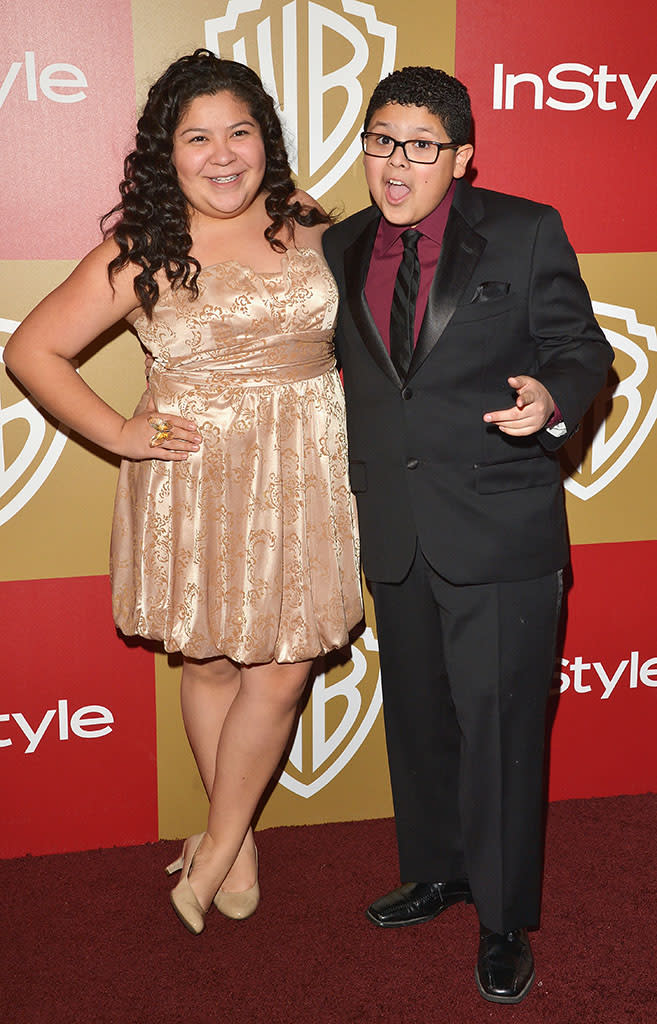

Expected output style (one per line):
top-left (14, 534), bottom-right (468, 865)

top-left (4, 239), bottom-right (200, 460)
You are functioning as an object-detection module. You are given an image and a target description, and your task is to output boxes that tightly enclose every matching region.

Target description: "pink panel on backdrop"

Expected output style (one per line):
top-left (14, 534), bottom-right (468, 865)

top-left (548, 540), bottom-right (657, 801)
top-left (0, 576), bottom-right (158, 857)
top-left (1, 1), bottom-right (136, 259)
top-left (455, 0), bottom-right (656, 252)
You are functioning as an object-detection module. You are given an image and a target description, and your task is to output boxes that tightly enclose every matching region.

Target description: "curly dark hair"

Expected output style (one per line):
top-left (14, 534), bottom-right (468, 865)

top-left (102, 49), bottom-right (328, 317)
top-left (364, 66), bottom-right (472, 146)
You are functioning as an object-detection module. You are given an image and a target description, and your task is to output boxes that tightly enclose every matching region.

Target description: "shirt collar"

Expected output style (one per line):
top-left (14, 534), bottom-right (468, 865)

top-left (378, 180), bottom-right (456, 253)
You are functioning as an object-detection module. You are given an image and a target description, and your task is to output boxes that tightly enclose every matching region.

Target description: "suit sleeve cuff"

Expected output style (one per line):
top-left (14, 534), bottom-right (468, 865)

top-left (545, 402), bottom-right (567, 437)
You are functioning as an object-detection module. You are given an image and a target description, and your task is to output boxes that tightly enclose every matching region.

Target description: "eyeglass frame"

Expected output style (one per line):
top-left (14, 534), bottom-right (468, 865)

top-left (360, 131), bottom-right (461, 165)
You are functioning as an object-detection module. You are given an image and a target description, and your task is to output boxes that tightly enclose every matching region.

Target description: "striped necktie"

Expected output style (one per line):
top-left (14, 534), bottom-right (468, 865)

top-left (389, 228), bottom-right (421, 380)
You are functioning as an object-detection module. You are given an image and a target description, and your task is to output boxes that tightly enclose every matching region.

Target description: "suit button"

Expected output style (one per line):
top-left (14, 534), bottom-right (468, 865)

top-left (402, 386), bottom-right (413, 400)
top-left (406, 457), bottom-right (419, 470)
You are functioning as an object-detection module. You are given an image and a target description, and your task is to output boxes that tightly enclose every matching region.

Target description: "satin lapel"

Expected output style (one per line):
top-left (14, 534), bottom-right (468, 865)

top-left (343, 212), bottom-right (401, 387)
top-left (406, 205), bottom-right (487, 381)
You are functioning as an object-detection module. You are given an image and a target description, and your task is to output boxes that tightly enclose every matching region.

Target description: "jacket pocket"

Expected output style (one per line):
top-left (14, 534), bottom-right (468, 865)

top-left (349, 460), bottom-right (368, 493)
top-left (474, 455), bottom-right (557, 494)
top-left (470, 280), bottom-right (511, 302)
top-left (450, 294), bottom-right (519, 324)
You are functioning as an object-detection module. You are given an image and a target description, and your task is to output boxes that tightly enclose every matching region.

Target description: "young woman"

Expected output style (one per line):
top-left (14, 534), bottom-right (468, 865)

top-left (5, 49), bottom-right (362, 934)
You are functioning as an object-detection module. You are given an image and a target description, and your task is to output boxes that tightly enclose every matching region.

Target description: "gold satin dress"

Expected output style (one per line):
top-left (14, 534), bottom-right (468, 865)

top-left (110, 247), bottom-right (362, 663)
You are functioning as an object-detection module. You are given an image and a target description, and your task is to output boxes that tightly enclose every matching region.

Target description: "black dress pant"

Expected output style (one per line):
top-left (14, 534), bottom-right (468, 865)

top-left (369, 544), bottom-right (562, 933)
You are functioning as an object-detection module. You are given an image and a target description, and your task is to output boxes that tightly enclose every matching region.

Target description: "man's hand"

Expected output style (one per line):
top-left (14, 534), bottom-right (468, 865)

top-left (483, 376), bottom-right (555, 436)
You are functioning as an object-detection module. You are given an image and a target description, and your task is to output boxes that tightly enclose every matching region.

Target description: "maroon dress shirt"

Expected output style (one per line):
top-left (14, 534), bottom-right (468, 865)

top-left (364, 181), bottom-right (455, 352)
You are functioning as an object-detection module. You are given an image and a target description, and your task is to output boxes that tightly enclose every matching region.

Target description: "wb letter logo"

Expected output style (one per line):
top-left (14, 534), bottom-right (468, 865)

top-left (563, 302), bottom-right (657, 500)
top-left (1, 319), bottom-right (69, 526)
top-left (205, 0), bottom-right (397, 198)
top-left (280, 627), bottom-right (382, 797)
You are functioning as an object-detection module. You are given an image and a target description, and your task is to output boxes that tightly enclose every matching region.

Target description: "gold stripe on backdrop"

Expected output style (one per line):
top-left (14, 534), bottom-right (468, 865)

top-left (0, 260), bottom-right (148, 581)
top-left (565, 252), bottom-right (657, 544)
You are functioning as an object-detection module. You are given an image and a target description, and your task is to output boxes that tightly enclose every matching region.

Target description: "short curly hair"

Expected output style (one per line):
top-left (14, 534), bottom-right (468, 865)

top-left (364, 66), bottom-right (472, 146)
top-left (102, 49), bottom-right (327, 317)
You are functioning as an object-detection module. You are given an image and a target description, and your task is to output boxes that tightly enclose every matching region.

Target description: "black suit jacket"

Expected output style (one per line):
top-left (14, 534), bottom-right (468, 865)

top-left (323, 179), bottom-right (614, 585)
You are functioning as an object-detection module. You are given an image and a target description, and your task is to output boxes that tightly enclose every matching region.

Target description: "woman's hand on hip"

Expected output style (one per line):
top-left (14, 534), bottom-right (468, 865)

top-left (117, 409), bottom-right (202, 461)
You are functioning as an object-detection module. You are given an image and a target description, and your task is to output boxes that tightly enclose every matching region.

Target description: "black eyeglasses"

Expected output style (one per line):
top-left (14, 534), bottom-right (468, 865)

top-left (361, 132), bottom-right (460, 165)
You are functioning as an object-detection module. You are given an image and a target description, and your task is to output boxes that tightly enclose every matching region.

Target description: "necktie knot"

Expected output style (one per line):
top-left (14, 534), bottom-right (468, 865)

top-left (401, 228), bottom-right (421, 254)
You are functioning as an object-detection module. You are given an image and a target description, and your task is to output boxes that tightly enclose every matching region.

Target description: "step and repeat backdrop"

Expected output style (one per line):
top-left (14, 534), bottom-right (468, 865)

top-left (1, 0), bottom-right (655, 857)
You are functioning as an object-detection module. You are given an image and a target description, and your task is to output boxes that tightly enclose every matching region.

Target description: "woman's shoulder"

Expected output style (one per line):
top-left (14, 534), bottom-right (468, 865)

top-left (77, 237), bottom-right (135, 280)
top-left (287, 189), bottom-right (331, 250)
top-left (290, 188), bottom-right (325, 215)
top-left (64, 238), bottom-right (149, 322)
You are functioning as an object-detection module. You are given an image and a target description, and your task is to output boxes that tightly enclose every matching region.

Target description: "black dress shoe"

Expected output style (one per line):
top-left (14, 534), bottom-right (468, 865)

top-left (475, 927), bottom-right (535, 1004)
top-left (366, 880), bottom-right (472, 927)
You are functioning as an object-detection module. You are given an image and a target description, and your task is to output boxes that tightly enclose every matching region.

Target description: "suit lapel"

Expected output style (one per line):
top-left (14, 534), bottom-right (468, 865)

top-left (406, 188), bottom-right (487, 381)
top-left (343, 210), bottom-right (401, 387)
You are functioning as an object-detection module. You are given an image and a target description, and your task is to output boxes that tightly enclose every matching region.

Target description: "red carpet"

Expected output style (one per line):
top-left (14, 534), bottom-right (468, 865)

top-left (3, 794), bottom-right (656, 1024)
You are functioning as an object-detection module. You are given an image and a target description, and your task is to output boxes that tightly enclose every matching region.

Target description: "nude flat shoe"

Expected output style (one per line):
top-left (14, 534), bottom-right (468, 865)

top-left (168, 833), bottom-right (208, 935)
top-left (213, 847), bottom-right (260, 920)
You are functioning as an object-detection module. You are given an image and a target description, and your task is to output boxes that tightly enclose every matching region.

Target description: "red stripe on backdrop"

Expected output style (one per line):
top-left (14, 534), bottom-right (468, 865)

top-left (0, 575), bottom-right (158, 857)
top-left (548, 539), bottom-right (657, 800)
top-left (454, 0), bottom-right (656, 252)
top-left (0, 0), bottom-right (136, 259)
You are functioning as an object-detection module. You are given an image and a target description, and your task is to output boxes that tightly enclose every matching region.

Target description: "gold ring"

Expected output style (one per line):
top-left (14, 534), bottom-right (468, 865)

top-left (149, 429), bottom-right (173, 448)
top-left (148, 416), bottom-right (172, 432)
top-left (148, 416), bottom-right (173, 448)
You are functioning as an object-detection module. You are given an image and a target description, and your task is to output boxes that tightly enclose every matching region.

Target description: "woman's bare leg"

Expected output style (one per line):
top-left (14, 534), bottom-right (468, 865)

top-left (181, 656), bottom-right (240, 790)
top-left (180, 657), bottom-right (311, 908)
top-left (181, 656), bottom-right (256, 891)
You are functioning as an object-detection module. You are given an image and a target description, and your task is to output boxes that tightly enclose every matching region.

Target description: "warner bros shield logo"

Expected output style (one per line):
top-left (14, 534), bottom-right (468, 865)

top-left (0, 319), bottom-right (69, 527)
top-left (280, 627), bottom-right (382, 798)
top-left (205, 0), bottom-right (397, 198)
top-left (563, 302), bottom-right (657, 501)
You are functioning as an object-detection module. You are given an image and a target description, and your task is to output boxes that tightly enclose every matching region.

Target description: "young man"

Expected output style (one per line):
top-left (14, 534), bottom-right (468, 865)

top-left (323, 67), bottom-right (613, 1004)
